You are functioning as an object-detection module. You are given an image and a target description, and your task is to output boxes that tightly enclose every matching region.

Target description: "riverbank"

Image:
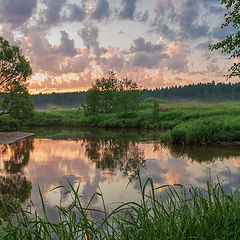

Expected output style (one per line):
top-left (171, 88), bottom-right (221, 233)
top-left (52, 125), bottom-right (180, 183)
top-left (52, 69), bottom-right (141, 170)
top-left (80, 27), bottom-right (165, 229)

top-left (0, 132), bottom-right (34, 145)
top-left (22, 102), bottom-right (240, 145)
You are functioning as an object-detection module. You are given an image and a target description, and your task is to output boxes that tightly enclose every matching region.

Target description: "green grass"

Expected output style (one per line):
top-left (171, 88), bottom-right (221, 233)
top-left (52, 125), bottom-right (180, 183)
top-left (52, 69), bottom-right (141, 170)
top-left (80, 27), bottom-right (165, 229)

top-left (1, 178), bottom-right (240, 239)
top-left (21, 102), bottom-right (240, 145)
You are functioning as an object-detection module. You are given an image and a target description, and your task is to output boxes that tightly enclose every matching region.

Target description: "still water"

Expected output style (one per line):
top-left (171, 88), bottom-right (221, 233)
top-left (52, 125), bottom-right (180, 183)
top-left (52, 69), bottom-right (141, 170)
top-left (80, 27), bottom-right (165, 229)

top-left (1, 128), bottom-right (240, 220)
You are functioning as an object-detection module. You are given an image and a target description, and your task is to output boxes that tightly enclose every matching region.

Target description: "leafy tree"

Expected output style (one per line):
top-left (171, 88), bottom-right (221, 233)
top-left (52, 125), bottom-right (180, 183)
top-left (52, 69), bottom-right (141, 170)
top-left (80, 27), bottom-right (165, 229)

top-left (113, 78), bottom-right (141, 117)
top-left (0, 36), bottom-right (32, 91)
top-left (83, 88), bottom-right (101, 116)
top-left (84, 72), bottom-right (141, 117)
top-left (210, 0), bottom-right (240, 78)
top-left (0, 82), bottom-right (34, 120)
top-left (0, 36), bottom-right (34, 121)
top-left (84, 72), bottom-right (119, 116)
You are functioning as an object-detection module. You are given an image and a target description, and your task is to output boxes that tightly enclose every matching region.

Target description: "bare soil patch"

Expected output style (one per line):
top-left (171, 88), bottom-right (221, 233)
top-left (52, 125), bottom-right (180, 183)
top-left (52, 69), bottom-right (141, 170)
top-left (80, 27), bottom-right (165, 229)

top-left (0, 132), bottom-right (34, 145)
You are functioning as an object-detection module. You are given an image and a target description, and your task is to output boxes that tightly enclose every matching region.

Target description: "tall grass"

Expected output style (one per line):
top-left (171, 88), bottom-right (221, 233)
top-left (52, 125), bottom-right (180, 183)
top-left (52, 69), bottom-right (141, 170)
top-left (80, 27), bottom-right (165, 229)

top-left (1, 177), bottom-right (240, 239)
top-left (161, 116), bottom-right (240, 145)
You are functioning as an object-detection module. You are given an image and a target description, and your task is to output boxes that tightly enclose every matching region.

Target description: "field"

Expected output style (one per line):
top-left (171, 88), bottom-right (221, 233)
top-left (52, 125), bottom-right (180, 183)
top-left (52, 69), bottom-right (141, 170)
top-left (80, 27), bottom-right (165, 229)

top-left (20, 101), bottom-right (240, 146)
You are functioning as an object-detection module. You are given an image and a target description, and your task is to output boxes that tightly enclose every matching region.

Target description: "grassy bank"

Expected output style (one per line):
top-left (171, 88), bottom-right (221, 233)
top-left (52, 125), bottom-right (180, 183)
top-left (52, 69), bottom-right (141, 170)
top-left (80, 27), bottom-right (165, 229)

top-left (1, 178), bottom-right (240, 239)
top-left (21, 102), bottom-right (240, 145)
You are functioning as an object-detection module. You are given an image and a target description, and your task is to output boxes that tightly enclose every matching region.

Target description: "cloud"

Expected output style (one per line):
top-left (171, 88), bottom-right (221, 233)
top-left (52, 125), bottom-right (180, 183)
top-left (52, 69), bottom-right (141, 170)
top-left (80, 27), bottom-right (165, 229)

top-left (132, 52), bottom-right (167, 69)
top-left (151, 0), bottom-right (212, 41)
top-left (30, 70), bottom-right (93, 92)
top-left (178, 0), bottom-right (209, 40)
top-left (100, 48), bottom-right (126, 74)
top-left (58, 31), bottom-right (77, 57)
top-left (66, 4), bottom-right (86, 22)
top-left (130, 37), bottom-right (165, 53)
top-left (153, 0), bottom-right (176, 18)
top-left (23, 27), bottom-right (90, 75)
top-left (91, 0), bottom-right (110, 21)
top-left (0, 0), bottom-right (37, 28)
top-left (79, 25), bottom-right (106, 59)
top-left (119, 0), bottom-right (138, 20)
top-left (135, 10), bottom-right (149, 22)
top-left (128, 37), bottom-right (167, 69)
top-left (150, 0), bottom-right (177, 40)
top-left (166, 42), bottom-right (189, 73)
top-left (196, 40), bottom-right (213, 51)
top-left (43, 0), bottom-right (67, 26)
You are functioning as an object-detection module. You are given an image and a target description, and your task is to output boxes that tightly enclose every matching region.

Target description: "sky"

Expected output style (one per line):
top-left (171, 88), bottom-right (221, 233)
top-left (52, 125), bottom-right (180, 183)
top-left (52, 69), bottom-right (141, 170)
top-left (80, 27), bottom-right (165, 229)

top-left (0, 0), bottom-right (237, 93)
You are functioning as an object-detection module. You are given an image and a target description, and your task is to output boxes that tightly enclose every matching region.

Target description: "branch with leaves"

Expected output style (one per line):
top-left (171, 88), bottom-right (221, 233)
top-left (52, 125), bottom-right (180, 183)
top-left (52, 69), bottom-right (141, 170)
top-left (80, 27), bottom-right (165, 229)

top-left (210, 0), bottom-right (240, 79)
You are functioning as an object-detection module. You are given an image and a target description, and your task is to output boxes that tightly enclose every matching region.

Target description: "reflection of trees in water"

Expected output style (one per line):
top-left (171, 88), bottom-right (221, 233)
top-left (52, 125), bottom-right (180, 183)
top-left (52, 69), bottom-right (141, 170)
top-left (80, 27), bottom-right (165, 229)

top-left (2, 136), bottom-right (34, 173)
top-left (84, 135), bottom-right (145, 177)
top-left (0, 137), bottom-right (33, 217)
top-left (168, 144), bottom-right (240, 163)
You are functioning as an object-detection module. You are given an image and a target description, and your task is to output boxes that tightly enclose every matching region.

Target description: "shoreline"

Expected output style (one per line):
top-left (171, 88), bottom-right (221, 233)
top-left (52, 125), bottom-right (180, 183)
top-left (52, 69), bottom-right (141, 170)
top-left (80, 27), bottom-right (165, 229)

top-left (0, 132), bottom-right (34, 145)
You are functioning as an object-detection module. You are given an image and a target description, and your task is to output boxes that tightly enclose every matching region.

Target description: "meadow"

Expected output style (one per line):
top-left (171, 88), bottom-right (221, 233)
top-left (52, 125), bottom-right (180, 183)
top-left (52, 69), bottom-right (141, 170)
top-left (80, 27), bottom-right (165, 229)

top-left (22, 100), bottom-right (240, 146)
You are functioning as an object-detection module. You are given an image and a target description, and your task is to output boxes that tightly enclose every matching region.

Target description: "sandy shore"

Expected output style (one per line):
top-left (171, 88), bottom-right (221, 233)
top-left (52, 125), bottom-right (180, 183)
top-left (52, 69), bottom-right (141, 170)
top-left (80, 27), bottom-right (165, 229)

top-left (0, 132), bottom-right (34, 145)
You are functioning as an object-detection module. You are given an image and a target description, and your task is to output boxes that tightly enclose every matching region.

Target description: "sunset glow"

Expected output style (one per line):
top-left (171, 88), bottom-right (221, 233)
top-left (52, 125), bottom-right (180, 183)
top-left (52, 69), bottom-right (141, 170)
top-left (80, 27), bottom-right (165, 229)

top-left (0, 0), bottom-right (238, 93)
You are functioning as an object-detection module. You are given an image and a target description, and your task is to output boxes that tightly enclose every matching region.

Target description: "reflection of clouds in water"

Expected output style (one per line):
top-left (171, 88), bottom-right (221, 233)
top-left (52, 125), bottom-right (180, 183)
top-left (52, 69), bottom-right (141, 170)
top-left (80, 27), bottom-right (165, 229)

top-left (132, 155), bottom-right (191, 191)
top-left (58, 175), bottom-right (78, 202)
top-left (3, 135), bottom-right (240, 221)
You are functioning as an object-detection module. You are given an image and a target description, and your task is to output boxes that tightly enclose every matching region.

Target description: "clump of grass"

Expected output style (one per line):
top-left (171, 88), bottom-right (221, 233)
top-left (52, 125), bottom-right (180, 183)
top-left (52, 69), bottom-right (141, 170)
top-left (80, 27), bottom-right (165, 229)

top-left (1, 178), bottom-right (240, 239)
top-left (161, 116), bottom-right (240, 145)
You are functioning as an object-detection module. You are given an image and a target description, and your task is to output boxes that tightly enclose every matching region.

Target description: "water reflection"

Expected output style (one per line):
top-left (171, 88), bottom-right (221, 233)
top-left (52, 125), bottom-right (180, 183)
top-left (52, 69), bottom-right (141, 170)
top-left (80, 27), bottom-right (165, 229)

top-left (84, 134), bottom-right (145, 177)
top-left (1, 130), bottom-right (240, 220)
top-left (169, 145), bottom-right (240, 163)
top-left (0, 137), bottom-right (33, 217)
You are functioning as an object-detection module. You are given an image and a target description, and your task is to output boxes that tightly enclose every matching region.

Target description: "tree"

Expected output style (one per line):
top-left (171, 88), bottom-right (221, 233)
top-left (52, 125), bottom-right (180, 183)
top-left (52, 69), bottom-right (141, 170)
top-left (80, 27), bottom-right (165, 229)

top-left (113, 77), bottom-right (142, 117)
top-left (0, 36), bottom-right (34, 120)
top-left (210, 0), bottom-right (240, 79)
top-left (0, 82), bottom-right (34, 120)
top-left (0, 36), bottom-right (32, 90)
top-left (84, 71), bottom-right (118, 116)
top-left (84, 72), bottom-right (141, 117)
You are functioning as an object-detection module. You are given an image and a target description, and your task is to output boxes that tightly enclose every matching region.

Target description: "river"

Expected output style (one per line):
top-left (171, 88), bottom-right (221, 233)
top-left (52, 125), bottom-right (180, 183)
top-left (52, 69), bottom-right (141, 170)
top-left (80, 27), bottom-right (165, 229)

top-left (1, 128), bottom-right (240, 221)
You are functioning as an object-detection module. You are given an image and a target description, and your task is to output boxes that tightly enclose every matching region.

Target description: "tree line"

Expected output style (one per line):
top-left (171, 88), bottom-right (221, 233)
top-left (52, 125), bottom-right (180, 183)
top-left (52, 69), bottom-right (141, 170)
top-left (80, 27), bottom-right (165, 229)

top-left (30, 81), bottom-right (240, 109)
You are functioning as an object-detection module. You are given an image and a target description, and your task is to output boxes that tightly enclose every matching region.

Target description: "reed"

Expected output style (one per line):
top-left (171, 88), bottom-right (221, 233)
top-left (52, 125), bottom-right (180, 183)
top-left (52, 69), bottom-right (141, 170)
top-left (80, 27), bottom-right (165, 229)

top-left (1, 177), bottom-right (240, 239)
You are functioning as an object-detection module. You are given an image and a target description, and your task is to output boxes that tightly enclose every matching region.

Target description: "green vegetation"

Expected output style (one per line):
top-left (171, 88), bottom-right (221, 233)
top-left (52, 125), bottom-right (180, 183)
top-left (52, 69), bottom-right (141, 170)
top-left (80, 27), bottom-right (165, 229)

top-left (31, 82), bottom-right (240, 109)
top-left (24, 101), bottom-right (240, 145)
top-left (1, 178), bottom-right (240, 239)
top-left (210, 0), bottom-right (240, 79)
top-left (0, 35), bottom-right (34, 130)
top-left (83, 71), bottom-right (141, 117)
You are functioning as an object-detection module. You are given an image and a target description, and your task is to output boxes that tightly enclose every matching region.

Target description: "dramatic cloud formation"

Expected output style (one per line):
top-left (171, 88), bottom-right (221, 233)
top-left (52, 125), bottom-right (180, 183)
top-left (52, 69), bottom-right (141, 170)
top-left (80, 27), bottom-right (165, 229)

top-left (119, 0), bottom-right (138, 20)
top-left (0, 0), bottom-right (237, 93)
top-left (0, 0), bottom-right (37, 28)
top-left (91, 0), bottom-right (110, 21)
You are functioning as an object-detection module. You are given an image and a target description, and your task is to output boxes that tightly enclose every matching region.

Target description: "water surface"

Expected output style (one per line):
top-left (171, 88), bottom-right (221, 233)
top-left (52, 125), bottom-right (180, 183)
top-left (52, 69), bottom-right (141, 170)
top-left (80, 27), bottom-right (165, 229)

top-left (1, 128), bottom-right (240, 220)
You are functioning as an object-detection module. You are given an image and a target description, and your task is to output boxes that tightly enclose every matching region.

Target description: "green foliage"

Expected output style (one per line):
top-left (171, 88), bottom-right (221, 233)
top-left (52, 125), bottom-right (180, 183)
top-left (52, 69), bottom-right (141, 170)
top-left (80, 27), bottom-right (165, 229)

top-left (1, 178), bottom-right (240, 239)
top-left (0, 36), bottom-right (34, 125)
top-left (0, 115), bottom-right (19, 131)
top-left (0, 82), bottom-right (34, 121)
top-left (84, 72), bottom-right (141, 117)
top-left (113, 78), bottom-right (142, 117)
top-left (84, 71), bottom-right (118, 116)
top-left (161, 116), bottom-right (240, 145)
top-left (152, 100), bottom-right (160, 120)
top-left (83, 88), bottom-right (101, 116)
top-left (0, 36), bottom-right (32, 91)
top-left (25, 102), bottom-right (240, 145)
top-left (210, 0), bottom-right (240, 78)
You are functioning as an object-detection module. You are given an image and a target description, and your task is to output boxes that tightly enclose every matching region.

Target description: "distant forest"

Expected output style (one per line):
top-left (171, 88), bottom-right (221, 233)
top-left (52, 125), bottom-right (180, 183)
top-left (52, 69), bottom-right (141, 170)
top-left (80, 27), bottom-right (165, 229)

top-left (31, 81), bottom-right (240, 109)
